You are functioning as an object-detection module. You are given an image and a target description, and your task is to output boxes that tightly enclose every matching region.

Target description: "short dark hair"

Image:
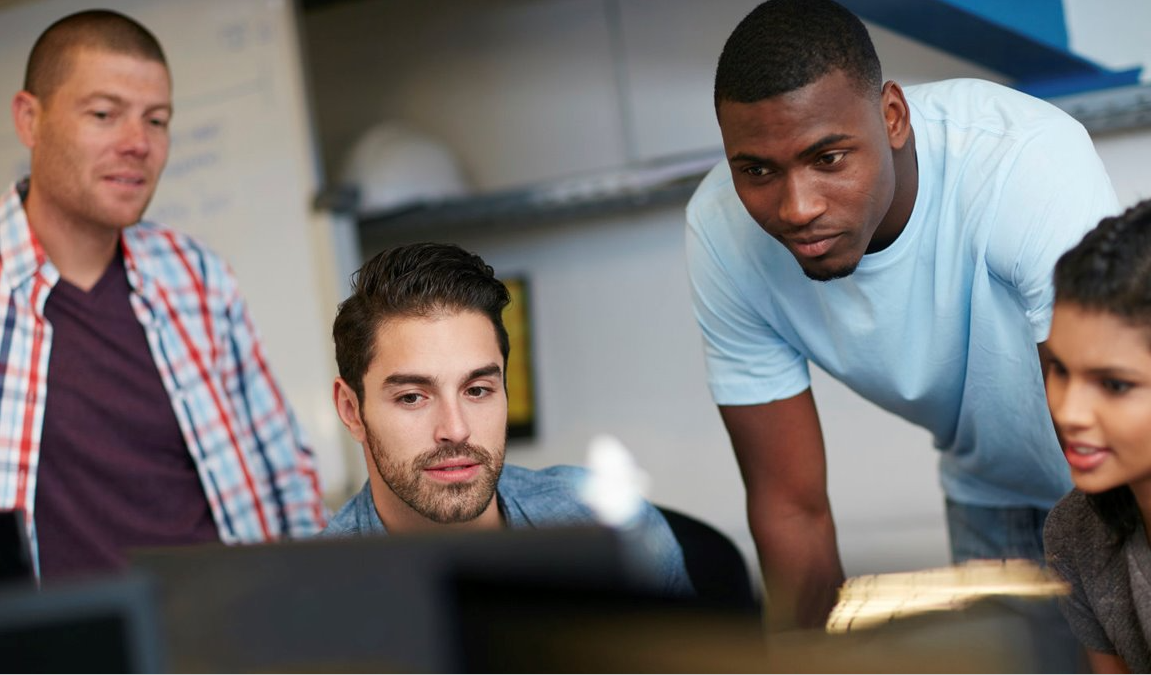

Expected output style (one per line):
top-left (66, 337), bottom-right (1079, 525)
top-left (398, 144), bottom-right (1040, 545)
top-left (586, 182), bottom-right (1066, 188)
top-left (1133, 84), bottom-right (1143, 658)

top-left (714, 0), bottom-right (881, 108)
top-left (333, 242), bottom-right (512, 401)
top-left (1053, 198), bottom-right (1151, 541)
top-left (24, 9), bottom-right (168, 101)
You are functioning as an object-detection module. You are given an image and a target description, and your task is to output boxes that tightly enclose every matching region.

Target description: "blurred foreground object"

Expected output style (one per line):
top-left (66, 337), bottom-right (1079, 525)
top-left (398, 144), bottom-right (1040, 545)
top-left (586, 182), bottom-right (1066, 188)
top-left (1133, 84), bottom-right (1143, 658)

top-left (827, 558), bottom-right (1069, 633)
top-left (581, 434), bottom-right (651, 528)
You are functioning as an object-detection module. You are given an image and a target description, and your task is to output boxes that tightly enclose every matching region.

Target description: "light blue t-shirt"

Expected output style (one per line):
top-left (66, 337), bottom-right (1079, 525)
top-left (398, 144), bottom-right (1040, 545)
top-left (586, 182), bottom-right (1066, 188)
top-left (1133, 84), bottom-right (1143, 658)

top-left (686, 78), bottom-right (1119, 508)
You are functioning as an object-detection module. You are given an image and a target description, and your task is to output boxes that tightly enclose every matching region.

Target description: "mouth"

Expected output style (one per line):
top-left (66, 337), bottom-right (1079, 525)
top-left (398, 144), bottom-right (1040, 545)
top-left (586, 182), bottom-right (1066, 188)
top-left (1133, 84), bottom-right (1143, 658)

top-left (788, 234), bottom-right (840, 259)
top-left (423, 457), bottom-right (484, 483)
top-left (1063, 442), bottom-right (1109, 472)
top-left (104, 173), bottom-right (148, 188)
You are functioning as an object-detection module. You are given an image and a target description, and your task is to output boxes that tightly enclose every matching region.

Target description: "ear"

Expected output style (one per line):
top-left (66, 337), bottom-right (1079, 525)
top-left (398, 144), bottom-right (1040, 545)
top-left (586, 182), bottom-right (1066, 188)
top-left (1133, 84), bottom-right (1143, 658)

top-left (333, 378), bottom-right (367, 443)
top-left (880, 81), bottom-right (911, 151)
top-left (11, 91), bottom-right (40, 149)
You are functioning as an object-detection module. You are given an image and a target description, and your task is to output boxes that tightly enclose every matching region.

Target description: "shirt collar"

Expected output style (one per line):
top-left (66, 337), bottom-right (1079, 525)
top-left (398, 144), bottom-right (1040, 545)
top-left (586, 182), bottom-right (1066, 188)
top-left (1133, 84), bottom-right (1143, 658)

top-left (2, 178), bottom-right (153, 296)
top-left (1, 179), bottom-right (56, 290)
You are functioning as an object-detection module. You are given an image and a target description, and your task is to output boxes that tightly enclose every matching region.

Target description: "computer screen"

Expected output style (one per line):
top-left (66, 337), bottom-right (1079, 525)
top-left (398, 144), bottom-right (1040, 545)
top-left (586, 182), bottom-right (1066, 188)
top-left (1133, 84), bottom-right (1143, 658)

top-left (0, 573), bottom-right (165, 673)
top-left (0, 509), bottom-right (34, 586)
top-left (130, 525), bottom-right (634, 673)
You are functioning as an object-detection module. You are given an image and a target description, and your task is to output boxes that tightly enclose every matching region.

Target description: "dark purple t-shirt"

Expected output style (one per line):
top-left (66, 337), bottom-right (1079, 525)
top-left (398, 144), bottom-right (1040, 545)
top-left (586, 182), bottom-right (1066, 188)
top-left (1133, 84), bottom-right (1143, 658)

top-left (35, 250), bottom-right (219, 583)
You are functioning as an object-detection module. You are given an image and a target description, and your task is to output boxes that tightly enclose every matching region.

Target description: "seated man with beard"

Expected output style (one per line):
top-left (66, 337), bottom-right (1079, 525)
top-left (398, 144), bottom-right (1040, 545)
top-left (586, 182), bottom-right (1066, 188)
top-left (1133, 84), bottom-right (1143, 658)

top-left (324, 242), bottom-right (692, 597)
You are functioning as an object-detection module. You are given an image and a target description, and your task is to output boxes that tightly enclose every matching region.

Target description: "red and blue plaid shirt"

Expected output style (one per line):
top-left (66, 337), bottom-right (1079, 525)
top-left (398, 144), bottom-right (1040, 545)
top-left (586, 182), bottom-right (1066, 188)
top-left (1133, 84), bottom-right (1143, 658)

top-left (0, 180), bottom-right (327, 569)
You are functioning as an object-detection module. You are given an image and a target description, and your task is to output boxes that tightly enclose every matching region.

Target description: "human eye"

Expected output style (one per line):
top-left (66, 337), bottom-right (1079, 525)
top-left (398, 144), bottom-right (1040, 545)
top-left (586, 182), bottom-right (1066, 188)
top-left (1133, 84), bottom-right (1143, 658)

top-left (742, 165), bottom-right (775, 179)
top-left (465, 385), bottom-right (494, 400)
top-left (1046, 359), bottom-right (1067, 378)
top-left (90, 110), bottom-right (112, 121)
top-left (1101, 378), bottom-right (1133, 395)
top-left (395, 391), bottom-right (426, 406)
top-left (815, 151), bottom-right (847, 167)
top-left (149, 115), bottom-right (170, 129)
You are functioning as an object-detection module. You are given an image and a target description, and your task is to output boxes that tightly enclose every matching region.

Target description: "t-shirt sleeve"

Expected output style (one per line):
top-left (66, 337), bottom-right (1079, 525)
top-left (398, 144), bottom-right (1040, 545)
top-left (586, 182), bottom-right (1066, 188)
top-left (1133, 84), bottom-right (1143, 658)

top-left (984, 114), bottom-right (1119, 343)
top-left (684, 171), bottom-right (810, 406)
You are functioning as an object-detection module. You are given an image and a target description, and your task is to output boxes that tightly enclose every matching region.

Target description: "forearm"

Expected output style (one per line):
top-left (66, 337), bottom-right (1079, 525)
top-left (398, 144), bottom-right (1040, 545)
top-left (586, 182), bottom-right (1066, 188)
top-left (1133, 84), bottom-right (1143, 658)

top-left (751, 501), bottom-right (844, 632)
top-left (720, 393), bottom-right (841, 630)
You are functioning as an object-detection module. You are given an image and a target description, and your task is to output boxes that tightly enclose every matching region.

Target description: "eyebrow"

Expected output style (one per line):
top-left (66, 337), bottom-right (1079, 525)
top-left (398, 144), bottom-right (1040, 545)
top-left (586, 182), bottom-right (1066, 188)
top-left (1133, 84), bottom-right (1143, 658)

top-left (1086, 366), bottom-right (1145, 379)
top-left (729, 133), bottom-right (855, 165)
top-left (79, 92), bottom-right (172, 114)
top-left (383, 363), bottom-right (503, 388)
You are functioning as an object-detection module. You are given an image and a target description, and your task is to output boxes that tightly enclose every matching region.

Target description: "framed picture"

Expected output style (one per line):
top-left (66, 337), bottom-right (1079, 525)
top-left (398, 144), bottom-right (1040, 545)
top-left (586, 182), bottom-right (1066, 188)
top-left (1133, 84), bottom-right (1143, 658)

top-left (501, 276), bottom-right (536, 440)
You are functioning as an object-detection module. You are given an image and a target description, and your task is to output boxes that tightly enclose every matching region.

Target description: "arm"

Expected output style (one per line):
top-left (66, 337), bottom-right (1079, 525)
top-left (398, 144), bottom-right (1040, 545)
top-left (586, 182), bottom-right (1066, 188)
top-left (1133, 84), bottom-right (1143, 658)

top-left (720, 388), bottom-right (843, 632)
top-left (224, 279), bottom-right (329, 537)
top-left (1086, 650), bottom-right (1130, 674)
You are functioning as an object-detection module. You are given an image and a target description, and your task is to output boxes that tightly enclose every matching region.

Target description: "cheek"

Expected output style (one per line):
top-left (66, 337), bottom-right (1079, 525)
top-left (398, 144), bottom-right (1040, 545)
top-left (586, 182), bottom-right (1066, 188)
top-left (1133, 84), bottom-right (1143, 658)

top-left (733, 184), bottom-right (780, 230)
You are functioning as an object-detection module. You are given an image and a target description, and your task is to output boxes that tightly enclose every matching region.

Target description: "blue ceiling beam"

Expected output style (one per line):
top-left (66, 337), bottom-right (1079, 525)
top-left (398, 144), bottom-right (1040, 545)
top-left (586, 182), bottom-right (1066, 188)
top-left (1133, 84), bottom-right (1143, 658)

top-left (837, 0), bottom-right (1141, 99)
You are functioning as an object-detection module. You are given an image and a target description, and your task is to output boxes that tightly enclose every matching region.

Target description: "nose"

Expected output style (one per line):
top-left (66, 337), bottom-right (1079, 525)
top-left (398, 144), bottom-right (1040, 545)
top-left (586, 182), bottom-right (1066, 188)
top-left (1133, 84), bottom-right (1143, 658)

top-left (1047, 377), bottom-right (1092, 436)
top-left (117, 118), bottom-right (151, 157)
top-left (777, 173), bottom-right (825, 228)
top-left (435, 399), bottom-right (471, 445)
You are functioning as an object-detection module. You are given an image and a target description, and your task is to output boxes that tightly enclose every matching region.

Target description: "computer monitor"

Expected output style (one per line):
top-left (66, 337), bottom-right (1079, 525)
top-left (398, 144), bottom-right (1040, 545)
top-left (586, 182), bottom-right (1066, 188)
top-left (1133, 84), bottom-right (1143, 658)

top-left (129, 525), bottom-right (636, 673)
top-left (0, 509), bottom-right (34, 587)
top-left (0, 573), bottom-right (165, 673)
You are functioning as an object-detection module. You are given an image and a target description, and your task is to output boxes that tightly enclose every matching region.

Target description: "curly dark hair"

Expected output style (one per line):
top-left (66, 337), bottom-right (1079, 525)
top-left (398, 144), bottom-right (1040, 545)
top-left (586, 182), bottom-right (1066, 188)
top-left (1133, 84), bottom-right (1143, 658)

top-left (714, 0), bottom-right (882, 109)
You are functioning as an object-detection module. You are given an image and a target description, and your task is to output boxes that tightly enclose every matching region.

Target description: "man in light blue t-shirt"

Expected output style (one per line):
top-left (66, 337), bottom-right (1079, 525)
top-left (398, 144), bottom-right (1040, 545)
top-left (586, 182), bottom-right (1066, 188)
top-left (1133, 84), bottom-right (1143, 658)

top-left (687, 0), bottom-right (1118, 632)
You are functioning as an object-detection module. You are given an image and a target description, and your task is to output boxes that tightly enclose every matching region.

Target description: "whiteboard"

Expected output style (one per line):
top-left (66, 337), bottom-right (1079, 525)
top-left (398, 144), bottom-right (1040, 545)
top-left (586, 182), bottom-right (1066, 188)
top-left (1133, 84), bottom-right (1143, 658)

top-left (0, 0), bottom-right (354, 503)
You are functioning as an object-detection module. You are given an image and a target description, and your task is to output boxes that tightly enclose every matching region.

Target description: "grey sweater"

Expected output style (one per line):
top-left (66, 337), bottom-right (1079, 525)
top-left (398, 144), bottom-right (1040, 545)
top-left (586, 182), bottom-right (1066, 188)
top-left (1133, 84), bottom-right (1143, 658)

top-left (1044, 489), bottom-right (1151, 672)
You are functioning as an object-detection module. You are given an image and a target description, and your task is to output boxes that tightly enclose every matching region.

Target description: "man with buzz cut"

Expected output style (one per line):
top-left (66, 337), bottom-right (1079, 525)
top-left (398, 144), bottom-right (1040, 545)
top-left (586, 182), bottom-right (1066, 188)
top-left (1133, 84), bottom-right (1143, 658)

top-left (3, 9), bottom-right (326, 582)
top-left (325, 241), bottom-right (692, 597)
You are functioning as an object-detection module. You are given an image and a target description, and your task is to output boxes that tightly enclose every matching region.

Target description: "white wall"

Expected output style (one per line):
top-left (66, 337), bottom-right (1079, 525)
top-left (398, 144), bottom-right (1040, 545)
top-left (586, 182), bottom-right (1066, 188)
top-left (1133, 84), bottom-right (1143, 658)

top-left (303, 0), bottom-right (1151, 580)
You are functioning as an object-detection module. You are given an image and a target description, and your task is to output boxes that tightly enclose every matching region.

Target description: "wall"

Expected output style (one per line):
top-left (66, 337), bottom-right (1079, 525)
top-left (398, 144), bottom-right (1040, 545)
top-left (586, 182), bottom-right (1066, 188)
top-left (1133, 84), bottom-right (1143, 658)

top-left (303, 0), bottom-right (1151, 580)
top-left (306, 0), bottom-right (1083, 578)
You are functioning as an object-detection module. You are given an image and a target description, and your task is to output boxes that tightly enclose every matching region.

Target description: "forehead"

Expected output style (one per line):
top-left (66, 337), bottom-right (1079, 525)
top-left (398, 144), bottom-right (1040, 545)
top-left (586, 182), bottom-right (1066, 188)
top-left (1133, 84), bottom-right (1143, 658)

top-left (1050, 304), bottom-right (1151, 358)
top-left (367, 311), bottom-right (502, 380)
top-left (717, 71), bottom-right (878, 152)
top-left (51, 47), bottom-right (170, 98)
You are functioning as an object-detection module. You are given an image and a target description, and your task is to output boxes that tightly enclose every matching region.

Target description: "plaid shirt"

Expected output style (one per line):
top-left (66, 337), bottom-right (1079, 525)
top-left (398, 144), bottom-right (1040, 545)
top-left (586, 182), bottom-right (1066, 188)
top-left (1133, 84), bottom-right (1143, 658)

top-left (0, 180), bottom-right (327, 568)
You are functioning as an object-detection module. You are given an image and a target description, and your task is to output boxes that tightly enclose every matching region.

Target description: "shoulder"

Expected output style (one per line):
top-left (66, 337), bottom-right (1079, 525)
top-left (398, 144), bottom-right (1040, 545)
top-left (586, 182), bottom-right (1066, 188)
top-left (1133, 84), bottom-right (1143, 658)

top-left (906, 78), bottom-right (1084, 134)
top-left (499, 464), bottom-right (587, 498)
top-left (1045, 490), bottom-right (1116, 566)
top-left (321, 481), bottom-right (380, 537)
top-left (122, 221), bottom-right (235, 282)
top-left (321, 500), bottom-right (362, 537)
top-left (498, 464), bottom-right (601, 528)
top-left (686, 161), bottom-right (749, 232)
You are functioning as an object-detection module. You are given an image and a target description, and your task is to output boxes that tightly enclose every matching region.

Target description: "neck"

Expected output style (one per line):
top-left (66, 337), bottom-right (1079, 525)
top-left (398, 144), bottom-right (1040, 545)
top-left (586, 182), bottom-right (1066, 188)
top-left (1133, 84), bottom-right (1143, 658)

top-left (869, 128), bottom-right (919, 254)
top-left (24, 189), bottom-right (120, 291)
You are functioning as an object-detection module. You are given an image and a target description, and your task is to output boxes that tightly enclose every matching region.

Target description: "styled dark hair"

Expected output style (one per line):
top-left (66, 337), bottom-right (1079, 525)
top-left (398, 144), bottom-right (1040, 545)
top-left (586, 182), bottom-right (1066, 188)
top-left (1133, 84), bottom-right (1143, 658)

top-left (1053, 199), bottom-right (1151, 540)
top-left (333, 242), bottom-right (511, 401)
top-left (714, 0), bottom-right (882, 108)
top-left (24, 9), bottom-right (168, 101)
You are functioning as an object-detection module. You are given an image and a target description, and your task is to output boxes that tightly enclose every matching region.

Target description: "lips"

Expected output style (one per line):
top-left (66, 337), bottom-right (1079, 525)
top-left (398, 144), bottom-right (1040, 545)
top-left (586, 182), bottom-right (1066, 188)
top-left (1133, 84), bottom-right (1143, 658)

top-left (423, 457), bottom-right (483, 483)
top-left (1063, 442), bottom-right (1110, 472)
top-left (789, 234), bottom-right (840, 258)
top-left (105, 174), bottom-right (147, 186)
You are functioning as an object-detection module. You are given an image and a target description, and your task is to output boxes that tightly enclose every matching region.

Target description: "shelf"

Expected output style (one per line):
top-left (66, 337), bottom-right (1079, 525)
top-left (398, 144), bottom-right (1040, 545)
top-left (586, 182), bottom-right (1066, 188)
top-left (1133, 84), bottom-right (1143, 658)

top-left (347, 149), bottom-right (723, 242)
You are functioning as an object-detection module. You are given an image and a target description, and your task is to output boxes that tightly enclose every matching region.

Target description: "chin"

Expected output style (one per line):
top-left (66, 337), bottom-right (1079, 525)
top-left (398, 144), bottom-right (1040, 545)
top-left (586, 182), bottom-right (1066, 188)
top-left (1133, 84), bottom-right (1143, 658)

top-left (802, 261), bottom-right (860, 282)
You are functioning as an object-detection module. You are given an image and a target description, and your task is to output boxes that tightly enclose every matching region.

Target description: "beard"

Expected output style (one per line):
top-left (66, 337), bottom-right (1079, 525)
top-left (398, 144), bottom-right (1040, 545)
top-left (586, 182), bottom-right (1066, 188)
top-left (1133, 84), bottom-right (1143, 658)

top-left (365, 428), bottom-right (504, 524)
